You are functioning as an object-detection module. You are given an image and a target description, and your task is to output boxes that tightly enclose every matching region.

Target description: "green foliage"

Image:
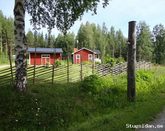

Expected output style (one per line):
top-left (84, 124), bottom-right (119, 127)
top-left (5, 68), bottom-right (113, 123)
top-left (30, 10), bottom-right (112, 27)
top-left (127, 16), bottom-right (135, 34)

top-left (104, 56), bottom-right (125, 66)
top-left (136, 70), bottom-right (153, 82)
top-left (26, 30), bottom-right (34, 47)
top-left (81, 75), bottom-right (104, 94)
top-left (104, 56), bottom-right (116, 66)
top-left (136, 21), bottom-right (153, 61)
top-left (115, 57), bottom-right (125, 64)
top-left (0, 67), bottom-right (165, 130)
top-left (152, 24), bottom-right (165, 64)
top-left (55, 33), bottom-right (75, 54)
top-left (25, 0), bottom-right (110, 34)
top-left (0, 10), bottom-right (14, 58)
top-left (54, 59), bottom-right (61, 67)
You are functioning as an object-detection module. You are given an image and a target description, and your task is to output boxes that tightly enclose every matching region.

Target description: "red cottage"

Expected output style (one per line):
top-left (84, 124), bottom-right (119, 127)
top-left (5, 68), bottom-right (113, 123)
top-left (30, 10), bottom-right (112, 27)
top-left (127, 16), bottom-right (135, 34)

top-left (28, 47), bottom-right (63, 65)
top-left (72, 47), bottom-right (101, 64)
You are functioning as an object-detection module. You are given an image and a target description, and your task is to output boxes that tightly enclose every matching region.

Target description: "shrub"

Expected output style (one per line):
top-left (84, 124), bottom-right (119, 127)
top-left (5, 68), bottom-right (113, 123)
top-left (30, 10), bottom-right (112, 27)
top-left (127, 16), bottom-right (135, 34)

top-left (55, 59), bottom-right (61, 67)
top-left (104, 56), bottom-right (116, 66)
top-left (104, 56), bottom-right (125, 66)
top-left (81, 75), bottom-right (104, 94)
top-left (116, 57), bottom-right (125, 64)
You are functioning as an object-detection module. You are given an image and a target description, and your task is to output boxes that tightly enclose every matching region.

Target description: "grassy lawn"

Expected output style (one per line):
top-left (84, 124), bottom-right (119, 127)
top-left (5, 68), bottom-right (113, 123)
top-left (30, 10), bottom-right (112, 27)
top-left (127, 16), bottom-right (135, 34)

top-left (0, 64), bottom-right (93, 85)
top-left (0, 66), bottom-right (165, 130)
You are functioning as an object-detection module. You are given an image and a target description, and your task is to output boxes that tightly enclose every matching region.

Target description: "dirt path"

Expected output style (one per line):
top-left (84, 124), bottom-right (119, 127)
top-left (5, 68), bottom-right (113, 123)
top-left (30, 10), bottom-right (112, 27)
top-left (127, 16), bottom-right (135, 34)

top-left (138, 108), bottom-right (165, 131)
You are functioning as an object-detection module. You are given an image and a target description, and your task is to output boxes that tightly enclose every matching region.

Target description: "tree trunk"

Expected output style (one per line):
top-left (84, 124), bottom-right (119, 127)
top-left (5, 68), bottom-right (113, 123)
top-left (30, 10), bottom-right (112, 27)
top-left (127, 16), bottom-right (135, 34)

top-left (0, 37), bottom-right (2, 54)
top-left (112, 44), bottom-right (115, 58)
top-left (14, 0), bottom-right (27, 92)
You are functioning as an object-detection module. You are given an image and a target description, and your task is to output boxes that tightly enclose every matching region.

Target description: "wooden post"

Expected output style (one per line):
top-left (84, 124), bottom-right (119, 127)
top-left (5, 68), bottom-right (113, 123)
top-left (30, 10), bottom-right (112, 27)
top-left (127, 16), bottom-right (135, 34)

top-left (80, 55), bottom-right (83, 81)
top-left (127, 21), bottom-right (136, 102)
top-left (33, 31), bottom-right (37, 84)
top-left (52, 48), bottom-right (56, 85)
top-left (67, 54), bottom-right (69, 83)
top-left (92, 53), bottom-right (95, 75)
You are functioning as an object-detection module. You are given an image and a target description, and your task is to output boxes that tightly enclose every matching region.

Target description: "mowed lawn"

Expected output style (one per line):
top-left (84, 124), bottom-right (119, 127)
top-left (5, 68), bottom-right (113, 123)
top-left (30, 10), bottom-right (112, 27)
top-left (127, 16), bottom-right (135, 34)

top-left (0, 66), bottom-right (165, 130)
top-left (0, 63), bottom-right (93, 85)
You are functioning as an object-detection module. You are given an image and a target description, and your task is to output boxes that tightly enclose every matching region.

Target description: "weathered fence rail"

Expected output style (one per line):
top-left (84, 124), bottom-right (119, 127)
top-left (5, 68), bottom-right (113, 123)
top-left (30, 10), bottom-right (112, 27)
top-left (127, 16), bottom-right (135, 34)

top-left (95, 61), bottom-right (152, 76)
top-left (0, 61), bottom-right (152, 86)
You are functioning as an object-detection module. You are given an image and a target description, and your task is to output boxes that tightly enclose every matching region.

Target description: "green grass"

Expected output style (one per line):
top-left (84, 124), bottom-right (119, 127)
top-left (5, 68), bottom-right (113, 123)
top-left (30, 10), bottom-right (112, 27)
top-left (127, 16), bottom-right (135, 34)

top-left (0, 64), bottom-right (93, 85)
top-left (0, 66), bottom-right (165, 130)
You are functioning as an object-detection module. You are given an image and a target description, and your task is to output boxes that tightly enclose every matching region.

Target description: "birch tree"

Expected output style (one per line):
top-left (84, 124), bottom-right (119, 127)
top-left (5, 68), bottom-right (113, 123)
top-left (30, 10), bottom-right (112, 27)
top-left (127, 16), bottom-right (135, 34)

top-left (14, 0), bottom-right (27, 91)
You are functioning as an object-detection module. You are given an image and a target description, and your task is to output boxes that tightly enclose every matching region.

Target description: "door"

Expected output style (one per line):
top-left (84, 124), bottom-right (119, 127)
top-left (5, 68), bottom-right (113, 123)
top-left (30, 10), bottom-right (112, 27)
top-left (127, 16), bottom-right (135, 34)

top-left (41, 54), bottom-right (50, 65)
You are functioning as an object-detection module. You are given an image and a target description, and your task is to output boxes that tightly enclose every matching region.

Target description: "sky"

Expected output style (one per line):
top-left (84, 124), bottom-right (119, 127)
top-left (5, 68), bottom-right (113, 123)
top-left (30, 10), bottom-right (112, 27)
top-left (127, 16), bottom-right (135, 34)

top-left (0, 0), bottom-right (165, 37)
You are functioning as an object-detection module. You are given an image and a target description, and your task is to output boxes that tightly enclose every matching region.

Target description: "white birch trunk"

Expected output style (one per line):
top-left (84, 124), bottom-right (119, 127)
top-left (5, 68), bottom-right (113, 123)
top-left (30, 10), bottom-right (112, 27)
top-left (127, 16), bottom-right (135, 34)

top-left (14, 0), bottom-right (27, 91)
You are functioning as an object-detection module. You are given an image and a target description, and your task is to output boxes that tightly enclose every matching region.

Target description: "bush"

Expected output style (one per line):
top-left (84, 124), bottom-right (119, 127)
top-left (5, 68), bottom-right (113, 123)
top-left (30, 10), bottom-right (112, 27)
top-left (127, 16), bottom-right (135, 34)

top-left (81, 75), bottom-right (104, 94)
top-left (104, 57), bottom-right (116, 66)
top-left (104, 56), bottom-right (125, 66)
top-left (116, 57), bottom-right (125, 64)
top-left (55, 59), bottom-right (61, 67)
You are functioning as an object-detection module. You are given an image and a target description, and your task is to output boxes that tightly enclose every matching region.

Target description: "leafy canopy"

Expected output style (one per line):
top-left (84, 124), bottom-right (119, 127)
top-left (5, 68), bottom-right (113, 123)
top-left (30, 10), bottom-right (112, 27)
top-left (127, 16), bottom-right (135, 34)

top-left (25, 0), bottom-right (110, 34)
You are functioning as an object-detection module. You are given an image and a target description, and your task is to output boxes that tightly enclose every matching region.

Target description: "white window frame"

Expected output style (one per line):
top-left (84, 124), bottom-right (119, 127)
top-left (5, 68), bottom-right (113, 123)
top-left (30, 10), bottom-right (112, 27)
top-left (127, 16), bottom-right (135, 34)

top-left (88, 54), bottom-right (93, 61)
top-left (76, 54), bottom-right (80, 59)
top-left (41, 54), bottom-right (50, 58)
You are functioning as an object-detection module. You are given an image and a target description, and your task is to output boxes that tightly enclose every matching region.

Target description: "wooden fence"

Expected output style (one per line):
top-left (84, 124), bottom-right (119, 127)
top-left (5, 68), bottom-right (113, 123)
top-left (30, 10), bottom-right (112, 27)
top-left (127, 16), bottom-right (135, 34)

top-left (0, 61), bottom-right (152, 86)
top-left (95, 61), bottom-right (152, 76)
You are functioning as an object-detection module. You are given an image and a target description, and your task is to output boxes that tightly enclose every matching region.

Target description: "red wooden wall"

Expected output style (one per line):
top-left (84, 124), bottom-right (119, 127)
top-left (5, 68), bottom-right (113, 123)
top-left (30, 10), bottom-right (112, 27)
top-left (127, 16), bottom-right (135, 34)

top-left (73, 49), bottom-right (93, 64)
top-left (29, 53), bottom-right (62, 65)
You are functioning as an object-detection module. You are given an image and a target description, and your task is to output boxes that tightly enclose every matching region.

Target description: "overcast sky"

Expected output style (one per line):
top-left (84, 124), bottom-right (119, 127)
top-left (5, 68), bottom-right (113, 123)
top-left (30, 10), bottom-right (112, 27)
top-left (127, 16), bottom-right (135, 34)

top-left (0, 0), bottom-right (165, 37)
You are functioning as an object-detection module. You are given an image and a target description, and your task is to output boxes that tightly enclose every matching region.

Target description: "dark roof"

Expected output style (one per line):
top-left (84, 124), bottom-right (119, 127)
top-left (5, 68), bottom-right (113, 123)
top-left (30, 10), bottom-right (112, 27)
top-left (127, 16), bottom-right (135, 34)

top-left (72, 47), bottom-right (101, 54)
top-left (93, 50), bottom-right (101, 54)
top-left (28, 48), bottom-right (63, 53)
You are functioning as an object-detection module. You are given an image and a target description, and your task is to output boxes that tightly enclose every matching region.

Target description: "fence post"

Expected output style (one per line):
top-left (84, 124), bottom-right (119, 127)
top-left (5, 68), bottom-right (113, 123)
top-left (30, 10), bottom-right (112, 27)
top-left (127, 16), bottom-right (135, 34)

top-left (33, 31), bottom-right (37, 84)
top-left (67, 55), bottom-right (69, 83)
top-left (52, 65), bottom-right (55, 85)
top-left (80, 55), bottom-right (83, 81)
top-left (52, 48), bottom-right (56, 85)
top-left (127, 21), bottom-right (136, 102)
top-left (92, 53), bottom-right (95, 75)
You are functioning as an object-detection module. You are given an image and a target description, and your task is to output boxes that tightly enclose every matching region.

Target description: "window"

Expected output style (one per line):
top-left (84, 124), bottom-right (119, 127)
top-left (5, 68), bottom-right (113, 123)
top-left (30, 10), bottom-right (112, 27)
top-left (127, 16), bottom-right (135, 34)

top-left (88, 54), bottom-right (93, 61)
top-left (76, 54), bottom-right (80, 59)
top-left (41, 54), bottom-right (50, 58)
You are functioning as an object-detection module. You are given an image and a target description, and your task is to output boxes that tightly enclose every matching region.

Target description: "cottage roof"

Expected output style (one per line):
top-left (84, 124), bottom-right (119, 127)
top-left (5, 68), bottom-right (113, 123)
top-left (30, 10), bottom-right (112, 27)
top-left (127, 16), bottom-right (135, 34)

top-left (93, 50), bottom-right (101, 54)
top-left (28, 48), bottom-right (63, 53)
top-left (72, 47), bottom-right (101, 54)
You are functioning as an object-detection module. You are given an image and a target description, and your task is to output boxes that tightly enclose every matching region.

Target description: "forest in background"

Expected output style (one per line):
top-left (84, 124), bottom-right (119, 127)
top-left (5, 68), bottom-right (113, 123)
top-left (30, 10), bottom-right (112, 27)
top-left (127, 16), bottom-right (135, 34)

top-left (0, 10), bottom-right (165, 64)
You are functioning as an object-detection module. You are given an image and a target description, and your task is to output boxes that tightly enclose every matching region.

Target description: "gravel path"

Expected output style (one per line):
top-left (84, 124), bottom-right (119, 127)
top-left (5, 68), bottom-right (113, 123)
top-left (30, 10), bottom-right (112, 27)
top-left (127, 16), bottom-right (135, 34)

top-left (138, 108), bottom-right (165, 131)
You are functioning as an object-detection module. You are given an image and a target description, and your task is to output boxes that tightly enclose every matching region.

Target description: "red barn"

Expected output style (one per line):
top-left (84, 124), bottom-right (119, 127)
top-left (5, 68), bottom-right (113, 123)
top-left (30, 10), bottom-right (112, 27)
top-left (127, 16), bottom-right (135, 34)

top-left (28, 47), bottom-right (63, 65)
top-left (72, 47), bottom-right (101, 64)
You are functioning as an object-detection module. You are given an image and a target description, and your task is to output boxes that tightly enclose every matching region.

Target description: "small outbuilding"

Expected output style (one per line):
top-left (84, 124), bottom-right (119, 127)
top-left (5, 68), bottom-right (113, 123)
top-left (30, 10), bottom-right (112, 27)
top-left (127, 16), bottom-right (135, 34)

top-left (72, 47), bottom-right (101, 64)
top-left (28, 47), bottom-right (63, 65)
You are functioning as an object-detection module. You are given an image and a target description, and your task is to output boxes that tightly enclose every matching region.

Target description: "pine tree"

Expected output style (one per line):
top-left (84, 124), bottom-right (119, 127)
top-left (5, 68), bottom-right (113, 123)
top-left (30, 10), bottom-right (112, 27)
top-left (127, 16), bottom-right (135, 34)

top-left (136, 22), bottom-right (153, 61)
